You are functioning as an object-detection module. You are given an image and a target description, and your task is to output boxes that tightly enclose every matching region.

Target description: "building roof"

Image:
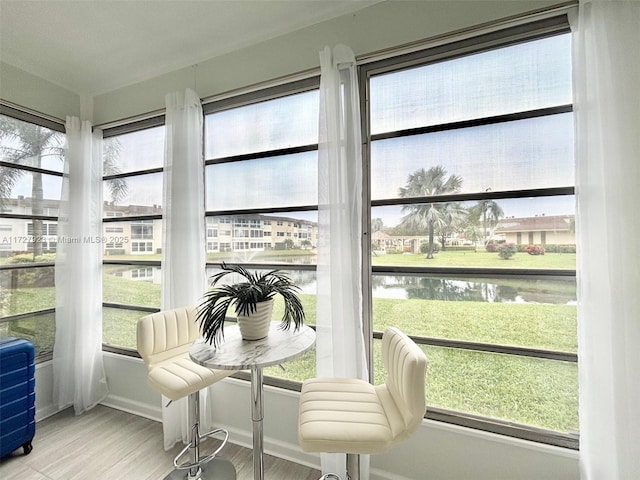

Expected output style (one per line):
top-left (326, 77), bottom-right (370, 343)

top-left (495, 215), bottom-right (573, 233)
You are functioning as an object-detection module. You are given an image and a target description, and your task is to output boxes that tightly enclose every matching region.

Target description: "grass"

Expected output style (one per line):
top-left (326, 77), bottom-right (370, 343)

top-left (372, 250), bottom-right (576, 269)
top-left (372, 298), bottom-right (576, 352)
top-left (271, 293), bottom-right (579, 433)
top-left (101, 249), bottom-right (576, 269)
top-left (2, 252), bottom-right (578, 434)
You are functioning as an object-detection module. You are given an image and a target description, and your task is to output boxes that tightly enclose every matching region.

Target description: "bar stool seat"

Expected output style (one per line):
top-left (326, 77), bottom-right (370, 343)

top-left (298, 327), bottom-right (427, 480)
top-left (147, 355), bottom-right (229, 402)
top-left (299, 377), bottom-right (394, 454)
top-left (138, 307), bottom-right (237, 480)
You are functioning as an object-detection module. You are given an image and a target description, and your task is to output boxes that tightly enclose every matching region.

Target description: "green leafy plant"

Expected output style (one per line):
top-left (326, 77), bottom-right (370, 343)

top-left (498, 242), bottom-right (517, 260)
top-left (196, 262), bottom-right (305, 346)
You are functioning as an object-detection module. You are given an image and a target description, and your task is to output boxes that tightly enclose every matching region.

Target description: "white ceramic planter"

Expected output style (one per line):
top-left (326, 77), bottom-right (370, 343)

top-left (236, 298), bottom-right (274, 341)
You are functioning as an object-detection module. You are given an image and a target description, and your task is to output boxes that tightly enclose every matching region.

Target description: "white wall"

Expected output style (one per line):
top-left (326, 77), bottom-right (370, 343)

top-left (33, 354), bottom-right (579, 480)
top-left (0, 62), bottom-right (80, 120)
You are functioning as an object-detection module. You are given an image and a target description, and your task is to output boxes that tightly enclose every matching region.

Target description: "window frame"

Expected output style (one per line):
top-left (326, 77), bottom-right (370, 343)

top-left (0, 104), bottom-right (66, 362)
top-left (359, 16), bottom-right (577, 448)
top-left (101, 117), bottom-right (165, 356)
top-left (94, 13), bottom-right (579, 449)
top-left (202, 77), bottom-right (321, 390)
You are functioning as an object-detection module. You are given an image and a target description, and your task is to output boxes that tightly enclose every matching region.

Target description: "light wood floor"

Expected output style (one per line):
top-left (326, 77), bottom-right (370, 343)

top-left (0, 405), bottom-right (321, 480)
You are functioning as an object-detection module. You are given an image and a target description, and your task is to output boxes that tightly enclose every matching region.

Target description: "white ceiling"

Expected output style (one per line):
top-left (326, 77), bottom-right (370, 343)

top-left (1, 0), bottom-right (382, 96)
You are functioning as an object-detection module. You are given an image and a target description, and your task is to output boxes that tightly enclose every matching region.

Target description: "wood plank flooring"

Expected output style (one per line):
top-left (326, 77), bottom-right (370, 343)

top-left (0, 405), bottom-right (321, 480)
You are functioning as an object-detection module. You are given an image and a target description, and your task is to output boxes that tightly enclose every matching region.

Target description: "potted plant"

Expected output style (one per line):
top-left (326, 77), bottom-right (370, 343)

top-left (196, 262), bottom-right (305, 347)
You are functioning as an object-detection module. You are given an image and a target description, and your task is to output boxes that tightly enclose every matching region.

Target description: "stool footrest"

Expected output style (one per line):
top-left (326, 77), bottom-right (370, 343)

top-left (174, 428), bottom-right (230, 471)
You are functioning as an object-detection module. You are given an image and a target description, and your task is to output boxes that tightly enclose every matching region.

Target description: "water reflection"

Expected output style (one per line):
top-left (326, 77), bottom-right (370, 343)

top-left (373, 275), bottom-right (576, 305)
top-left (104, 264), bottom-right (576, 305)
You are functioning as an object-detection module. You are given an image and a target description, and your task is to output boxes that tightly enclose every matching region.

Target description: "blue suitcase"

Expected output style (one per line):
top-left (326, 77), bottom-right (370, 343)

top-left (0, 337), bottom-right (35, 458)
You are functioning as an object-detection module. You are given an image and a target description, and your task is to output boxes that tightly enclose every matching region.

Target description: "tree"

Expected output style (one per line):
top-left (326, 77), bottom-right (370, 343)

top-left (371, 217), bottom-right (384, 233)
top-left (397, 166), bottom-right (463, 259)
top-left (433, 202), bottom-right (467, 250)
top-left (0, 115), bottom-right (127, 257)
top-left (471, 199), bottom-right (504, 244)
top-left (0, 116), bottom-right (64, 256)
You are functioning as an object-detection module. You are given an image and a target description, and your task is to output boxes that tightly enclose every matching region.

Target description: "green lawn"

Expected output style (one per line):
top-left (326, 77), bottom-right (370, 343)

top-left (3, 251), bottom-right (578, 434)
top-left (101, 249), bottom-right (576, 269)
top-left (372, 250), bottom-right (576, 269)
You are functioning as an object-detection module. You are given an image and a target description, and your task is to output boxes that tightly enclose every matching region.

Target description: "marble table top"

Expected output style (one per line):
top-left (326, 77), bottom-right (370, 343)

top-left (189, 322), bottom-right (316, 370)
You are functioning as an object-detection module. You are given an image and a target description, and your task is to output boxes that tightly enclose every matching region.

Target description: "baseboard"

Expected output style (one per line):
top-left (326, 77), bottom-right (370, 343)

top-left (101, 393), bottom-right (162, 423)
top-left (207, 422), bottom-right (407, 480)
top-left (35, 403), bottom-right (64, 422)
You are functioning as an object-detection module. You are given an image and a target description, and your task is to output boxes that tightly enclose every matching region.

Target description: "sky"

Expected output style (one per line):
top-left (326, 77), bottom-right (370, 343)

top-left (4, 33), bottom-right (573, 228)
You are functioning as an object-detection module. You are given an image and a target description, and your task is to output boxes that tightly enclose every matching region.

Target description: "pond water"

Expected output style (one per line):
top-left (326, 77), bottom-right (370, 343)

top-left (370, 275), bottom-right (576, 305)
top-left (107, 266), bottom-right (576, 306)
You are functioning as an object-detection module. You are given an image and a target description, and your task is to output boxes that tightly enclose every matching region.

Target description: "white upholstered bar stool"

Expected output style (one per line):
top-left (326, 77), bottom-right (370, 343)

top-left (137, 307), bottom-right (237, 480)
top-left (298, 327), bottom-right (427, 480)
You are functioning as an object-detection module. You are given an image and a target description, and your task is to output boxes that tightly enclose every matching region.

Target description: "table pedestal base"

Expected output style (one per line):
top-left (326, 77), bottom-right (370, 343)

top-left (163, 457), bottom-right (236, 480)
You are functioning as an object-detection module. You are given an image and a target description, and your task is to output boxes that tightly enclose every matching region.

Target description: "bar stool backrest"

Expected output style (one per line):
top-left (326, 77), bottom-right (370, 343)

top-left (379, 327), bottom-right (428, 440)
top-left (137, 306), bottom-right (201, 368)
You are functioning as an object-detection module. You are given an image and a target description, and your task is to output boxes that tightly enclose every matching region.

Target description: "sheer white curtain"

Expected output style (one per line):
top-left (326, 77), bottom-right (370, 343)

top-left (160, 88), bottom-right (207, 449)
top-left (316, 44), bottom-right (369, 479)
top-left (572, 1), bottom-right (640, 478)
top-left (53, 117), bottom-right (108, 414)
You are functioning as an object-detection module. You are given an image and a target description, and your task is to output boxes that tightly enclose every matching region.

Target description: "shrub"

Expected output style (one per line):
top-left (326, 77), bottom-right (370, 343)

top-left (543, 244), bottom-right (577, 254)
top-left (420, 242), bottom-right (441, 254)
top-left (7, 253), bottom-right (56, 264)
top-left (6, 253), bottom-right (56, 288)
top-left (525, 244), bottom-right (546, 255)
top-left (485, 241), bottom-right (500, 253)
top-left (498, 243), bottom-right (517, 260)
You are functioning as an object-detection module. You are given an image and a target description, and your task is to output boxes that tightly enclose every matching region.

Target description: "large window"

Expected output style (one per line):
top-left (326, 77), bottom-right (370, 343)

top-left (95, 15), bottom-right (577, 448)
top-left (203, 80), bottom-right (320, 383)
top-left (0, 109), bottom-right (65, 359)
top-left (363, 20), bottom-right (576, 446)
top-left (101, 123), bottom-right (165, 351)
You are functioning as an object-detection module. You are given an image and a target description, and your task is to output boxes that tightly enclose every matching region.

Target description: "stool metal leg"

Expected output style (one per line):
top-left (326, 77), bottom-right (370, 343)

top-left (316, 453), bottom-right (359, 480)
top-left (346, 453), bottom-right (360, 480)
top-left (164, 391), bottom-right (236, 480)
top-left (189, 391), bottom-right (200, 479)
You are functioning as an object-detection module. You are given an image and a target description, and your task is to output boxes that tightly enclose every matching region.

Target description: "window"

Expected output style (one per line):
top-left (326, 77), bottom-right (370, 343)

top-left (203, 80), bottom-right (320, 384)
top-left (131, 220), bottom-right (154, 239)
top-left (131, 241), bottom-right (153, 253)
top-left (102, 124), bottom-right (165, 351)
top-left (0, 110), bottom-right (65, 360)
top-left (92, 14), bottom-right (575, 448)
top-left (362, 21), bottom-right (576, 447)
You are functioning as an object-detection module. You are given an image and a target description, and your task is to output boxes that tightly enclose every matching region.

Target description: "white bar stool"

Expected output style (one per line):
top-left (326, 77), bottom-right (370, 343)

top-left (137, 307), bottom-right (237, 480)
top-left (298, 327), bottom-right (428, 480)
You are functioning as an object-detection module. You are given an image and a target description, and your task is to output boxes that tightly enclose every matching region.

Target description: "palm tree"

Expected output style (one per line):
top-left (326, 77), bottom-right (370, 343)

top-left (434, 202), bottom-right (468, 250)
top-left (0, 115), bottom-right (127, 257)
top-left (371, 217), bottom-right (384, 233)
top-left (0, 116), bottom-right (64, 256)
top-left (398, 166), bottom-right (463, 259)
top-left (472, 199), bottom-right (504, 244)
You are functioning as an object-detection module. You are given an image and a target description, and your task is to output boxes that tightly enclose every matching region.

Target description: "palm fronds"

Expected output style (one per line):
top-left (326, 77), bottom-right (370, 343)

top-left (196, 262), bottom-right (305, 346)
